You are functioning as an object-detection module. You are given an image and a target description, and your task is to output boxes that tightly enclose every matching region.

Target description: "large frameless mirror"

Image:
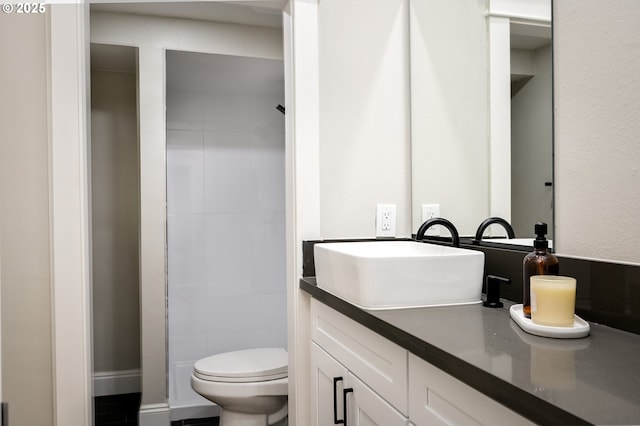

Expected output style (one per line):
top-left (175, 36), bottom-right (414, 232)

top-left (410, 0), bottom-right (552, 247)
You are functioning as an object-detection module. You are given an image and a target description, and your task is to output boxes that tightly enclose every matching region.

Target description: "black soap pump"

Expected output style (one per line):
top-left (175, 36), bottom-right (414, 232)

top-left (522, 222), bottom-right (559, 318)
top-left (483, 275), bottom-right (511, 308)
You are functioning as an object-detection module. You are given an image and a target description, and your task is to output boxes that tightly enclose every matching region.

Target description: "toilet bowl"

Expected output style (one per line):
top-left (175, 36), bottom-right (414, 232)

top-left (191, 347), bottom-right (288, 426)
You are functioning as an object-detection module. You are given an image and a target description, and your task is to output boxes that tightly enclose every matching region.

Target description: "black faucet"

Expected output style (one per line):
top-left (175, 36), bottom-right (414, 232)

top-left (474, 217), bottom-right (515, 242)
top-left (415, 218), bottom-right (460, 247)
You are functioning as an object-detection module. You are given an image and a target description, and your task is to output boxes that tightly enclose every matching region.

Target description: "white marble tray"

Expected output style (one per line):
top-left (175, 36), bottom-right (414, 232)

top-left (510, 304), bottom-right (590, 339)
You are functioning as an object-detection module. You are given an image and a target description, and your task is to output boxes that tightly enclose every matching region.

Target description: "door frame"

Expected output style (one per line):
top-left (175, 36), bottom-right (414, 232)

top-left (48, 3), bottom-right (93, 426)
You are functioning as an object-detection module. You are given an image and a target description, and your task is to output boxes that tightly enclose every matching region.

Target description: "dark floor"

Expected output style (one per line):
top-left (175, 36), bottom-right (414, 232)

top-left (171, 417), bottom-right (219, 426)
top-left (95, 393), bottom-right (140, 426)
top-left (95, 393), bottom-right (219, 426)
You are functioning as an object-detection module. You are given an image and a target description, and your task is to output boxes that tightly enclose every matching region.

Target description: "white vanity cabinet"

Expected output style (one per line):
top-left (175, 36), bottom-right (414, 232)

top-left (309, 298), bottom-right (535, 426)
top-left (310, 299), bottom-right (408, 425)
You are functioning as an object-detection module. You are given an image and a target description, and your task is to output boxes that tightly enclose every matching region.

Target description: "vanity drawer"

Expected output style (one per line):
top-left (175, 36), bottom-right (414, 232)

top-left (409, 354), bottom-right (534, 426)
top-left (310, 299), bottom-right (408, 414)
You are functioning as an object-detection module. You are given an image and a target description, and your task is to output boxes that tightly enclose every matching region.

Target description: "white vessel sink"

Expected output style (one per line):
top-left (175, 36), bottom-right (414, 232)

top-left (314, 241), bottom-right (485, 310)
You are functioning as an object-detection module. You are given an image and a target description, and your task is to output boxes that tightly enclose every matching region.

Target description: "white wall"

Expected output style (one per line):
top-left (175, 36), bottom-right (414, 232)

top-left (0, 11), bottom-right (54, 426)
top-left (554, 0), bottom-right (640, 264)
top-left (166, 51), bottom-right (286, 408)
top-left (287, 3), bottom-right (411, 422)
top-left (91, 65), bottom-right (141, 380)
top-left (410, 0), bottom-right (490, 235)
top-left (317, 0), bottom-right (411, 238)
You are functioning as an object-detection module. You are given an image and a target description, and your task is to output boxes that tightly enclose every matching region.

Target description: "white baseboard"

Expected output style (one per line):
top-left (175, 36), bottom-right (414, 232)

top-left (139, 403), bottom-right (171, 426)
top-left (170, 404), bottom-right (220, 421)
top-left (93, 369), bottom-right (141, 397)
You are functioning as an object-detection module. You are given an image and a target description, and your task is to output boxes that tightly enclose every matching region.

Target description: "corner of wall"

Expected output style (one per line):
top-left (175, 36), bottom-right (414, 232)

top-left (139, 403), bottom-right (171, 426)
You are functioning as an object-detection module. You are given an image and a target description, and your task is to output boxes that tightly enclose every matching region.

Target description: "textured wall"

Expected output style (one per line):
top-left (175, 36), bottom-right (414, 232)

top-left (554, 0), bottom-right (640, 264)
top-left (0, 11), bottom-right (54, 426)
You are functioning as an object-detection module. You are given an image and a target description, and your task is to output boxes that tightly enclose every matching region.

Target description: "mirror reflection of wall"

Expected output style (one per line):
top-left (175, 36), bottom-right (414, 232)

top-left (411, 0), bottom-right (552, 241)
top-left (410, 0), bottom-right (490, 237)
top-left (510, 22), bottom-right (553, 237)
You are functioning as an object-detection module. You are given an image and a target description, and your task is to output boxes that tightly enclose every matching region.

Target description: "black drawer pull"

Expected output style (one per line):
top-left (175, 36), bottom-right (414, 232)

top-left (333, 377), bottom-right (344, 424)
top-left (343, 387), bottom-right (354, 426)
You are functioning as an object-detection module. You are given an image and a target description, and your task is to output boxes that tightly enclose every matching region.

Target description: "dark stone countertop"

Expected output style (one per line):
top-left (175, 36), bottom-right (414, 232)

top-left (300, 277), bottom-right (640, 426)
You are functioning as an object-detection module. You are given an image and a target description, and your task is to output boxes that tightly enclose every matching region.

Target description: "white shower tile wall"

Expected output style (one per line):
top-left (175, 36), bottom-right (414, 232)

top-left (166, 74), bottom-right (286, 406)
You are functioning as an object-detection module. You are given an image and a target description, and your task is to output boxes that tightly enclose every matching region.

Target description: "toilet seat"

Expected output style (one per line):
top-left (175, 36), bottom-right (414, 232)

top-left (194, 347), bottom-right (287, 383)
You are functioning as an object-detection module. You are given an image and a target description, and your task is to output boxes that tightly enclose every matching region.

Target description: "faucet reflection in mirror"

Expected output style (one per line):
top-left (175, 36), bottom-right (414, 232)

top-left (474, 217), bottom-right (516, 242)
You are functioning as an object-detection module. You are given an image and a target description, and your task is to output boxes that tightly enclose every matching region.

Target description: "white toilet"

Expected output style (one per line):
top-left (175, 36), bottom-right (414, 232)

top-left (191, 347), bottom-right (288, 426)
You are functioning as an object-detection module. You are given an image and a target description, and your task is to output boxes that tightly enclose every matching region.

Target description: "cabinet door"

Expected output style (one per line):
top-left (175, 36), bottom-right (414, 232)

top-left (347, 373), bottom-right (408, 426)
top-left (311, 343), bottom-right (408, 426)
top-left (311, 343), bottom-right (349, 426)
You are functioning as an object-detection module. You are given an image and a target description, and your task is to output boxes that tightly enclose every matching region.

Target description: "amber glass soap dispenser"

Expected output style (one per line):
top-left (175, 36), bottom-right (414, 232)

top-left (522, 222), bottom-right (559, 318)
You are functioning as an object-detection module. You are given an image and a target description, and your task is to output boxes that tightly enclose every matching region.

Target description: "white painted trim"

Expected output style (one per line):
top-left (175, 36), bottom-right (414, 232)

top-left (93, 369), bottom-right (142, 397)
top-left (48, 3), bottom-right (93, 426)
top-left (285, 1), bottom-right (320, 424)
top-left (139, 403), bottom-right (171, 426)
top-left (488, 0), bottom-right (551, 22)
top-left (137, 45), bottom-right (169, 417)
top-left (91, 11), bottom-right (283, 60)
top-left (170, 404), bottom-right (220, 422)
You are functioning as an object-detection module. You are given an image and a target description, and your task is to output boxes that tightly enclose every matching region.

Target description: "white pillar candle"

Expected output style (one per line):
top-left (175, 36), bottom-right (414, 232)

top-left (531, 276), bottom-right (576, 327)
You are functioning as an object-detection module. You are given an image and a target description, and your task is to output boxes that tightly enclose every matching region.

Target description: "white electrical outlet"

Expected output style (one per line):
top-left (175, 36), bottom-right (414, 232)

top-left (421, 204), bottom-right (440, 236)
top-left (376, 204), bottom-right (396, 237)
